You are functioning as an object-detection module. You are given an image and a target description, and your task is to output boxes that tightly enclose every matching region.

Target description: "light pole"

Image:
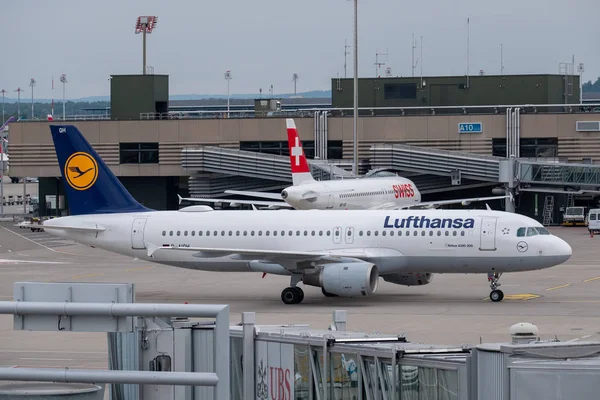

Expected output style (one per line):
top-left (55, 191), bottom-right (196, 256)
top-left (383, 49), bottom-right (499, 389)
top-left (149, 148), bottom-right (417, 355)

top-left (14, 88), bottom-right (24, 120)
top-left (60, 74), bottom-right (67, 120)
top-left (135, 16), bottom-right (158, 74)
top-left (1, 89), bottom-right (5, 125)
top-left (224, 70), bottom-right (231, 118)
top-left (29, 78), bottom-right (36, 120)
top-left (352, 0), bottom-right (358, 175)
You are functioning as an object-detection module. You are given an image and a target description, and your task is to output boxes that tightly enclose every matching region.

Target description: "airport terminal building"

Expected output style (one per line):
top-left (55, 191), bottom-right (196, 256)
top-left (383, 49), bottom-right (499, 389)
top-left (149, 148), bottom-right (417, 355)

top-left (7, 72), bottom-right (600, 223)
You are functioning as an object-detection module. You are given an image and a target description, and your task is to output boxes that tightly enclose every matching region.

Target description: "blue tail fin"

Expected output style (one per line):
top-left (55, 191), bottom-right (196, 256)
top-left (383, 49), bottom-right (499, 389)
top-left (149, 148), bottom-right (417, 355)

top-left (49, 125), bottom-right (152, 215)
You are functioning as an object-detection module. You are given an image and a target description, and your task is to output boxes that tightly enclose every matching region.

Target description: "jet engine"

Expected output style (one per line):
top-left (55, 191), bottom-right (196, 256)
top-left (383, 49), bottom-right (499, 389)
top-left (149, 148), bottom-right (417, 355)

top-left (382, 272), bottom-right (433, 286)
top-left (302, 262), bottom-right (379, 297)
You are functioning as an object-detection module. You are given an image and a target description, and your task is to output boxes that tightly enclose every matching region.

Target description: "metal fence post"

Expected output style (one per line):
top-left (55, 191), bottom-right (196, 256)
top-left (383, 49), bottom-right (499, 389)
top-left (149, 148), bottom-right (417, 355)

top-left (242, 312), bottom-right (255, 400)
top-left (214, 306), bottom-right (230, 400)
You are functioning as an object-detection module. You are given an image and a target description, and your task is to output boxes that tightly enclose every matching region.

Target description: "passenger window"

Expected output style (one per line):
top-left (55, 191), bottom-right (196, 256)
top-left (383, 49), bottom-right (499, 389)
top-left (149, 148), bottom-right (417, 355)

top-left (162, 231), bottom-right (166, 236)
top-left (390, 231), bottom-right (394, 236)
top-left (516, 227), bottom-right (526, 237)
top-left (191, 231), bottom-right (195, 236)
top-left (413, 231), bottom-right (418, 236)
top-left (374, 231), bottom-right (378, 236)
top-left (265, 231), bottom-right (269, 236)
top-left (228, 231), bottom-right (232, 236)
top-left (429, 231), bottom-right (433, 236)
top-left (206, 231), bottom-right (210, 236)
top-left (236, 231), bottom-right (240, 236)
top-left (311, 230), bottom-right (315, 236)
top-left (169, 231), bottom-right (173, 236)
top-left (421, 231), bottom-right (425, 236)
top-left (367, 231), bottom-right (371, 236)
top-left (320, 230), bottom-right (323, 236)
top-left (461, 231), bottom-right (465, 236)
top-left (251, 231), bottom-right (255, 236)
top-left (213, 231), bottom-right (218, 236)
top-left (445, 231), bottom-right (449, 236)
top-left (304, 230), bottom-right (308, 236)
top-left (273, 231), bottom-right (277, 236)
top-left (405, 231), bottom-right (409, 236)
top-left (437, 231), bottom-right (441, 236)
top-left (296, 231), bottom-right (300, 236)
top-left (453, 231), bottom-right (457, 236)
top-left (327, 231), bottom-right (331, 236)
top-left (397, 231), bottom-right (401, 236)
top-left (288, 230), bottom-right (292, 236)
top-left (243, 231), bottom-right (247, 236)
top-left (526, 227), bottom-right (538, 236)
top-left (184, 231), bottom-right (188, 236)
top-left (198, 231), bottom-right (203, 236)
top-left (221, 231), bottom-right (225, 236)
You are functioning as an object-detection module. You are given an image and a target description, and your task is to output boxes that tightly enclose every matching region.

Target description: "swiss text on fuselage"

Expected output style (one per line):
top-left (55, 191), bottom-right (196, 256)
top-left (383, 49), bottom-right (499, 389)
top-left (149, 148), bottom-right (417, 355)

top-left (383, 216), bottom-right (475, 229)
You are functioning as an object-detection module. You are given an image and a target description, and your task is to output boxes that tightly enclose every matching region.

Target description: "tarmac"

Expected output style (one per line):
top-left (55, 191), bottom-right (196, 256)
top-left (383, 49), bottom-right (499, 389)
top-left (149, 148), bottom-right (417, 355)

top-left (0, 221), bottom-right (598, 374)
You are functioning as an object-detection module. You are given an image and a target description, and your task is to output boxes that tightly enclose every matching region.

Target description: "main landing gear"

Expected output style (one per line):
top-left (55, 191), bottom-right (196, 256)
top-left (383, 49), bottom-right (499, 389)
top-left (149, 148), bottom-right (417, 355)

top-left (281, 274), bottom-right (304, 305)
top-left (488, 272), bottom-right (504, 302)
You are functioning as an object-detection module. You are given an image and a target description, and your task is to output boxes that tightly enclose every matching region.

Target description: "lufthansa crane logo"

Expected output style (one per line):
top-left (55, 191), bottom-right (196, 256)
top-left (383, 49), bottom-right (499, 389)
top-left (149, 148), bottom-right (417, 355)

top-left (64, 152), bottom-right (98, 191)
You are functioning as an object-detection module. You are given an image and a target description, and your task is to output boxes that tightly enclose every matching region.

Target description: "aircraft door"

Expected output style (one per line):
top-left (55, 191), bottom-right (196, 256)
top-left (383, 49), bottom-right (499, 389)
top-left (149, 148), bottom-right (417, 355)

top-left (333, 226), bottom-right (342, 244)
top-left (479, 217), bottom-right (497, 251)
top-left (345, 226), bottom-right (355, 244)
top-left (131, 218), bottom-right (147, 249)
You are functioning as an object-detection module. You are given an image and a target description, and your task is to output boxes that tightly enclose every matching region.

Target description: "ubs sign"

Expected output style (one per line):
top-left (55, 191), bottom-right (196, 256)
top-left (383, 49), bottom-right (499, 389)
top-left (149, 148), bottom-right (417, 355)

top-left (255, 342), bottom-right (294, 400)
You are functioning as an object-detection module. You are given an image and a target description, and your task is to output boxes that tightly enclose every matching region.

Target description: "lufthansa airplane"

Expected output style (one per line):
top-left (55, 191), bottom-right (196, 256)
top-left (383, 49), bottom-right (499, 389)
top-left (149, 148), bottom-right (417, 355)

top-left (43, 125), bottom-right (572, 304)
top-left (180, 119), bottom-right (510, 210)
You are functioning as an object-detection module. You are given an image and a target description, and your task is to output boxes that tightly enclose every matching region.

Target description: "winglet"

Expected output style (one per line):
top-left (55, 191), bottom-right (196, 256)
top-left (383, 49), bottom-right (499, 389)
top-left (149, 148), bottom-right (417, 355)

top-left (177, 194), bottom-right (183, 205)
top-left (486, 203), bottom-right (491, 210)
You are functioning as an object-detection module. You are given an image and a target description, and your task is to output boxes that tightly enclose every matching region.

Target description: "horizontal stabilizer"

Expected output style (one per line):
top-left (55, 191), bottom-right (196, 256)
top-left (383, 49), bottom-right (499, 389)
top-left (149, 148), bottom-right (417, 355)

top-left (42, 224), bottom-right (106, 232)
top-left (223, 190), bottom-right (283, 200)
top-left (178, 195), bottom-right (293, 209)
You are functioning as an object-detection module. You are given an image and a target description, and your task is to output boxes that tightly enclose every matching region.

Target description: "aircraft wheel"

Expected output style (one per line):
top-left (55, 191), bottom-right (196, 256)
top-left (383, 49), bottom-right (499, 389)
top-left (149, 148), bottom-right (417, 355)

top-left (321, 287), bottom-right (338, 297)
top-left (281, 287), bottom-right (303, 305)
top-left (293, 287), bottom-right (304, 303)
top-left (490, 289), bottom-right (504, 302)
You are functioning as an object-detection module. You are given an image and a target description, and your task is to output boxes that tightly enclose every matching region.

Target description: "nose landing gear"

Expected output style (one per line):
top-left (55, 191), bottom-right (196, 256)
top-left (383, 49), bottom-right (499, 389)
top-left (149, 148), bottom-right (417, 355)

top-left (488, 272), bottom-right (504, 302)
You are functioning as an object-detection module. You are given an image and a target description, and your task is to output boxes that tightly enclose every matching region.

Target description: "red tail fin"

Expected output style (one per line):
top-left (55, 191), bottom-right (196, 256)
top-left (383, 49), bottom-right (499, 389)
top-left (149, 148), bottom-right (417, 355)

top-left (286, 119), bottom-right (315, 185)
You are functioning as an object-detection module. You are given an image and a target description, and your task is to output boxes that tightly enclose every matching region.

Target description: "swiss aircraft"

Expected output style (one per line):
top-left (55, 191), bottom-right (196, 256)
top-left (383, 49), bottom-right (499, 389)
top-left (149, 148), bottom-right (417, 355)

top-left (179, 119), bottom-right (510, 210)
top-left (43, 125), bottom-right (572, 304)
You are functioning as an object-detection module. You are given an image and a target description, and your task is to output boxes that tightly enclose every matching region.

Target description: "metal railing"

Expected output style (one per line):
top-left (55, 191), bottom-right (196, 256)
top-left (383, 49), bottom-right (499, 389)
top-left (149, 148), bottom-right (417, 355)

top-left (140, 102), bottom-right (600, 120)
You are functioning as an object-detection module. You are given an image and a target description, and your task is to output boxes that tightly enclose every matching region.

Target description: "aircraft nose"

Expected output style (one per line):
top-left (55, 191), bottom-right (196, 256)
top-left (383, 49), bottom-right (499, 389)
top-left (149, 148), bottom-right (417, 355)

top-left (549, 236), bottom-right (572, 264)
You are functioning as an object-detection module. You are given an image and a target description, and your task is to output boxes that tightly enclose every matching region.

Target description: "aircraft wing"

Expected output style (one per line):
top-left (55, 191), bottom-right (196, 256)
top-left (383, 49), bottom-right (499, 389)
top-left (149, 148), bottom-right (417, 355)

top-left (223, 190), bottom-right (283, 200)
top-left (178, 195), bottom-right (293, 209)
top-left (147, 244), bottom-right (379, 271)
top-left (403, 194), bottom-right (512, 209)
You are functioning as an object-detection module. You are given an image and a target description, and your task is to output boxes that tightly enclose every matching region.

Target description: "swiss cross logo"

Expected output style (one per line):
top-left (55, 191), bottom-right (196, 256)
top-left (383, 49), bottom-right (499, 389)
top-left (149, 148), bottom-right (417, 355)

top-left (290, 136), bottom-right (302, 166)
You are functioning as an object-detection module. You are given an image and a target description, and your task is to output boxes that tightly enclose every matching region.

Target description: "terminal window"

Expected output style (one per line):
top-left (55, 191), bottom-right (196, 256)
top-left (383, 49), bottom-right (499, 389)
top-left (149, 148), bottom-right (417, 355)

top-left (492, 138), bottom-right (557, 158)
top-left (119, 142), bottom-right (159, 164)
top-left (384, 83), bottom-right (417, 100)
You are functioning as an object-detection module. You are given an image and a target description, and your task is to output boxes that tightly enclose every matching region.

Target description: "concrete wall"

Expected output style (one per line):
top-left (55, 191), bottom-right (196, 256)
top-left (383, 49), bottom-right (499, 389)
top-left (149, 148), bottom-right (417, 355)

top-left (7, 112), bottom-right (600, 178)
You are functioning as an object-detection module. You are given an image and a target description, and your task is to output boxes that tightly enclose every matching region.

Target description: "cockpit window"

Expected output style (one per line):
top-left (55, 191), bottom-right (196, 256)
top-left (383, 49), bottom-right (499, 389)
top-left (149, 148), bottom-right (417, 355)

top-left (517, 227), bottom-right (526, 237)
top-left (535, 227), bottom-right (550, 235)
top-left (526, 227), bottom-right (538, 236)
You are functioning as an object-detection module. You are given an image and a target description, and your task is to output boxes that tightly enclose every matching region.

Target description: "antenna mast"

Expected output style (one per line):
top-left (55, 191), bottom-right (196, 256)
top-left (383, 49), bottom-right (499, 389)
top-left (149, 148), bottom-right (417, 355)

top-left (466, 17), bottom-right (470, 88)
top-left (500, 44), bottom-right (504, 75)
top-left (344, 39), bottom-right (350, 78)
top-left (412, 33), bottom-right (417, 77)
top-left (375, 48), bottom-right (388, 77)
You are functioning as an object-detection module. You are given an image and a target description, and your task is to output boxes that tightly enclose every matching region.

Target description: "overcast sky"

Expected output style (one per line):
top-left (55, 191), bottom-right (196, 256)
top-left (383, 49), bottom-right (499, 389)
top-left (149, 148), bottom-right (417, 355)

top-left (1, 0), bottom-right (598, 99)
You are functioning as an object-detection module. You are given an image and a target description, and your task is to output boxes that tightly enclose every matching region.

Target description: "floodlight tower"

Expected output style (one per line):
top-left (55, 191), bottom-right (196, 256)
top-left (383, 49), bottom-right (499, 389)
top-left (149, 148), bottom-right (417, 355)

top-left (59, 74), bottom-right (67, 120)
top-left (135, 16), bottom-right (158, 75)
top-left (29, 78), bottom-right (36, 119)
top-left (14, 87), bottom-right (24, 119)
top-left (292, 73), bottom-right (299, 96)
top-left (224, 70), bottom-right (232, 117)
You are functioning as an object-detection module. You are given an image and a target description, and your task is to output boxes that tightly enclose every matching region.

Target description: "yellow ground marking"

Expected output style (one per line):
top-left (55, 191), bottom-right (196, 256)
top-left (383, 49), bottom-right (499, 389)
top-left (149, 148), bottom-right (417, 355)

top-left (71, 273), bottom-right (104, 280)
top-left (125, 266), bottom-right (155, 272)
top-left (546, 284), bottom-right (571, 291)
top-left (584, 276), bottom-right (600, 283)
top-left (483, 293), bottom-right (540, 301)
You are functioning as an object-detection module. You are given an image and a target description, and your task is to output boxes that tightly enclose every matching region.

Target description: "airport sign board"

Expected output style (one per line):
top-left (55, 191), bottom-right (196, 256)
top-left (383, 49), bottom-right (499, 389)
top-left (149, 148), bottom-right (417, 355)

top-left (458, 122), bottom-right (483, 134)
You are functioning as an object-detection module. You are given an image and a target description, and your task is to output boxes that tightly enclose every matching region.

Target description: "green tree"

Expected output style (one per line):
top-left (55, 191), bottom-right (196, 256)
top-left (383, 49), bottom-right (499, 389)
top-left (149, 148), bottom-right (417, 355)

top-left (582, 77), bottom-right (600, 93)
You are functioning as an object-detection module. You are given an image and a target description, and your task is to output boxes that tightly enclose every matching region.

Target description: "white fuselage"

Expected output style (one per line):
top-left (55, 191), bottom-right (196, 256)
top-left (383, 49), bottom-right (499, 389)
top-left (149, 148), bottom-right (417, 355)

top-left (44, 209), bottom-right (571, 276)
top-left (282, 176), bottom-right (421, 210)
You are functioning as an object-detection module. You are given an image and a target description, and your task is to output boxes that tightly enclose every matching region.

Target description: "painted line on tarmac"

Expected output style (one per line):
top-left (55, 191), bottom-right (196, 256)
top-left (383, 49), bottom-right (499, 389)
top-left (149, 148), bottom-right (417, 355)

top-left (0, 226), bottom-right (80, 256)
top-left (483, 293), bottom-right (540, 301)
top-left (584, 276), bottom-right (600, 283)
top-left (0, 350), bottom-right (106, 354)
top-left (19, 358), bottom-right (74, 361)
top-left (546, 284), bottom-right (571, 291)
